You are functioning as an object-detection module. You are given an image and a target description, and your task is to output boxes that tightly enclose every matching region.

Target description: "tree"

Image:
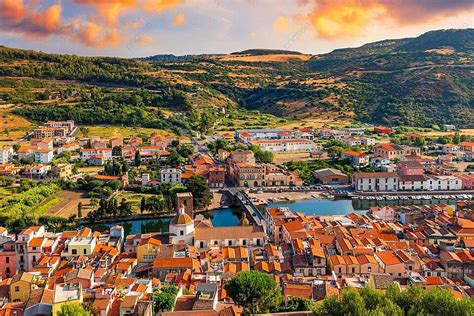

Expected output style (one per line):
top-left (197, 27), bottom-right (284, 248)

top-left (152, 286), bottom-right (178, 312)
top-left (249, 145), bottom-right (273, 163)
top-left (285, 297), bottom-right (314, 312)
top-left (453, 132), bottom-right (461, 144)
top-left (118, 198), bottom-right (132, 216)
top-left (224, 270), bottom-right (282, 314)
top-left (415, 137), bottom-right (426, 148)
top-left (418, 287), bottom-right (474, 316)
top-left (57, 302), bottom-right (91, 316)
top-left (134, 150), bottom-right (141, 167)
top-left (140, 196), bottom-right (146, 213)
top-left (176, 144), bottom-right (194, 158)
top-left (77, 202), bottom-right (83, 218)
top-left (186, 175), bottom-right (212, 209)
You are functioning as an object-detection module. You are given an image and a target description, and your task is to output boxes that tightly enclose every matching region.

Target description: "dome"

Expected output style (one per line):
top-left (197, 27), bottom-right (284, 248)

top-left (171, 213), bottom-right (193, 225)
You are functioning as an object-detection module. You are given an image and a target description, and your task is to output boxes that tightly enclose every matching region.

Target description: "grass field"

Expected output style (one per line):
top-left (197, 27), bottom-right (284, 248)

top-left (420, 129), bottom-right (474, 137)
top-left (0, 109), bottom-right (33, 146)
top-left (117, 191), bottom-right (157, 213)
top-left (215, 110), bottom-right (296, 131)
top-left (79, 125), bottom-right (173, 139)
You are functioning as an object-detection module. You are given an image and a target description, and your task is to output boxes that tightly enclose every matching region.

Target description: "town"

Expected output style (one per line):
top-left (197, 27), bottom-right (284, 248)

top-left (0, 120), bottom-right (473, 315)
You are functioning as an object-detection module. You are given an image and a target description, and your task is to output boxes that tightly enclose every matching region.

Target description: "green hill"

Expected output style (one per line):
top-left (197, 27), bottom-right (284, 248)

top-left (0, 28), bottom-right (472, 131)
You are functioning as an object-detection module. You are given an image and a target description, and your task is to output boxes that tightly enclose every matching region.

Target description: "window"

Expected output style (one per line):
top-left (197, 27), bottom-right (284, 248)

top-left (242, 240), bottom-right (247, 246)
top-left (6, 257), bottom-right (9, 263)
top-left (228, 240), bottom-right (232, 246)
top-left (83, 249), bottom-right (87, 255)
top-left (338, 267), bottom-right (342, 273)
top-left (180, 230), bottom-right (184, 236)
top-left (352, 267), bottom-right (355, 273)
top-left (368, 267), bottom-right (372, 272)
top-left (72, 249), bottom-right (77, 255)
top-left (200, 241), bottom-right (204, 248)
top-left (15, 286), bottom-right (19, 292)
top-left (256, 239), bottom-right (261, 246)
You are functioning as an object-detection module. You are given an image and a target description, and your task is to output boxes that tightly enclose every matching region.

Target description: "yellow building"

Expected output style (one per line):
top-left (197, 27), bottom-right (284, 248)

top-left (51, 283), bottom-right (83, 316)
top-left (136, 238), bottom-right (162, 263)
top-left (9, 272), bottom-right (36, 302)
top-left (52, 164), bottom-right (73, 179)
top-left (61, 236), bottom-right (97, 258)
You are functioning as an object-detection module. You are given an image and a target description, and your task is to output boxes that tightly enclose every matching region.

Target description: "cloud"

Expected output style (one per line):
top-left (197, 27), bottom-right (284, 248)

top-left (273, 16), bottom-right (289, 32)
top-left (173, 14), bottom-right (185, 26)
top-left (72, 21), bottom-right (124, 48)
top-left (0, 0), bottom-right (64, 39)
top-left (135, 34), bottom-right (154, 46)
top-left (250, 32), bottom-right (257, 40)
top-left (301, 0), bottom-right (474, 40)
top-left (73, 0), bottom-right (185, 26)
top-left (0, 0), bottom-right (185, 49)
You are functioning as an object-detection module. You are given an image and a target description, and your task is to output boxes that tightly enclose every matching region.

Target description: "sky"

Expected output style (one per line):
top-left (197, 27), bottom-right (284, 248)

top-left (0, 0), bottom-right (473, 57)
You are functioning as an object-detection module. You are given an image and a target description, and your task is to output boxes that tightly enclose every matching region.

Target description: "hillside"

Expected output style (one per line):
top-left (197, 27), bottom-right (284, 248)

top-left (0, 28), bottom-right (472, 133)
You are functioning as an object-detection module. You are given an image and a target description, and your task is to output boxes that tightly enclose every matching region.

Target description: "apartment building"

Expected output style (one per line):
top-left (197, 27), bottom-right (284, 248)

top-left (353, 172), bottom-right (399, 192)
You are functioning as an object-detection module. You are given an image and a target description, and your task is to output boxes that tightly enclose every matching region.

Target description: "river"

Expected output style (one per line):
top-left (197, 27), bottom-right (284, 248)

top-left (89, 207), bottom-right (241, 236)
top-left (268, 197), bottom-right (459, 215)
top-left (89, 198), bottom-right (460, 235)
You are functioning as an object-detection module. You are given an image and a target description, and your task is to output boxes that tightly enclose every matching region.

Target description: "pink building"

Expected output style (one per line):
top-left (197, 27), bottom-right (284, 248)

top-left (369, 206), bottom-right (396, 222)
top-left (396, 161), bottom-right (424, 176)
top-left (0, 240), bottom-right (16, 279)
top-left (456, 173), bottom-right (474, 190)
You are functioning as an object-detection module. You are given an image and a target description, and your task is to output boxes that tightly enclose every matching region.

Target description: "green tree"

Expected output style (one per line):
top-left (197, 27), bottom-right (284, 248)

top-left (415, 136), bottom-right (426, 148)
top-left (285, 296), bottom-right (314, 312)
top-left (77, 202), bottom-right (83, 218)
top-left (152, 286), bottom-right (178, 312)
top-left (134, 150), bottom-right (141, 167)
top-left (224, 270), bottom-right (282, 314)
top-left (176, 144), bottom-right (194, 158)
top-left (186, 175), bottom-right (212, 209)
top-left (418, 288), bottom-right (474, 316)
top-left (453, 132), bottom-right (461, 144)
top-left (249, 145), bottom-right (273, 163)
top-left (140, 196), bottom-right (146, 213)
top-left (57, 302), bottom-right (91, 316)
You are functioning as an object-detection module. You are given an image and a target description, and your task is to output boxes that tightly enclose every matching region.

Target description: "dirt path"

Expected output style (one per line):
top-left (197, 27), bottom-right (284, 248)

top-left (46, 190), bottom-right (92, 218)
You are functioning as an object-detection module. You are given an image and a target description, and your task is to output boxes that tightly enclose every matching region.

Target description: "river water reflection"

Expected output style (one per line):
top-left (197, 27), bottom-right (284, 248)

top-left (90, 198), bottom-right (459, 235)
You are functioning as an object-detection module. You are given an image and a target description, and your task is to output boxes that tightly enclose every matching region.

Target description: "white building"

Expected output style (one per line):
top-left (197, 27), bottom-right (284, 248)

top-left (353, 172), bottom-right (399, 192)
top-left (160, 168), bottom-right (182, 184)
top-left (399, 175), bottom-right (430, 191)
top-left (250, 139), bottom-right (315, 153)
top-left (426, 176), bottom-right (462, 191)
top-left (361, 137), bottom-right (377, 146)
top-left (0, 146), bottom-right (13, 164)
top-left (342, 137), bottom-right (362, 147)
top-left (80, 148), bottom-right (113, 160)
top-left (236, 129), bottom-right (284, 142)
top-left (34, 149), bottom-right (54, 164)
top-left (26, 164), bottom-right (51, 179)
top-left (370, 157), bottom-right (391, 169)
